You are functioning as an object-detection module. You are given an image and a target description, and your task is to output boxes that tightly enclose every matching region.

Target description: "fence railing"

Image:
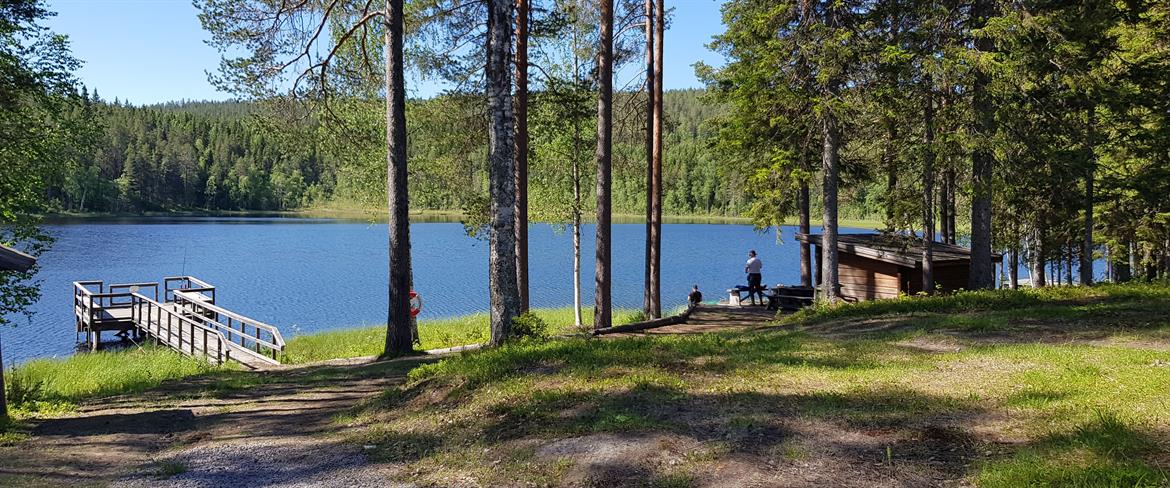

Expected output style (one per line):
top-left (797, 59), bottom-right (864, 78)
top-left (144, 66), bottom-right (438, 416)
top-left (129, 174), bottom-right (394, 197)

top-left (173, 289), bottom-right (284, 364)
top-left (130, 292), bottom-right (228, 364)
top-left (73, 277), bottom-right (282, 366)
top-left (164, 276), bottom-right (216, 304)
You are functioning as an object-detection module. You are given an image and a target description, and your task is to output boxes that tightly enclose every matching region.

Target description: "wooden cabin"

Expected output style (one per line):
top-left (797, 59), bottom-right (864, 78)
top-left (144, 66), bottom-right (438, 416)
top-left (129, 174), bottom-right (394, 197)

top-left (0, 244), bottom-right (36, 273)
top-left (797, 233), bottom-right (1001, 301)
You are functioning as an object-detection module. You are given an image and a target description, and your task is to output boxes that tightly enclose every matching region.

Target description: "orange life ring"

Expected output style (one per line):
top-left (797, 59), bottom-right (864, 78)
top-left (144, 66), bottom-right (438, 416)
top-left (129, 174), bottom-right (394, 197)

top-left (409, 290), bottom-right (423, 317)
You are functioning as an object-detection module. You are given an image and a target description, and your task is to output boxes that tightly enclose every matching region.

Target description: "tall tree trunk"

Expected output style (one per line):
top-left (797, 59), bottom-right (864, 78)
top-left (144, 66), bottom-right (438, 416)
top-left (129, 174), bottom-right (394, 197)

top-left (572, 26), bottom-right (584, 328)
top-left (821, 111), bottom-right (841, 302)
top-left (383, 0), bottom-right (414, 356)
top-left (649, 0), bottom-right (664, 318)
top-left (922, 87), bottom-right (935, 293)
top-left (643, 0), bottom-right (655, 319)
top-left (573, 128), bottom-right (583, 327)
top-left (487, 0), bottom-right (520, 345)
top-left (799, 180), bottom-right (811, 287)
top-left (594, 0), bottom-right (614, 329)
top-left (514, 0), bottom-right (530, 312)
top-left (939, 170), bottom-right (950, 243)
top-left (1009, 244), bottom-right (1019, 290)
top-left (1080, 172), bottom-right (1094, 286)
top-left (1031, 225), bottom-right (1047, 287)
top-left (968, 0), bottom-right (996, 289)
top-left (946, 169), bottom-right (957, 244)
top-left (1, 337), bottom-right (8, 419)
top-left (883, 118), bottom-right (898, 230)
top-left (1129, 241), bottom-right (1137, 281)
top-left (1080, 108), bottom-right (1095, 286)
top-left (1115, 242), bottom-right (1132, 282)
top-left (1104, 244), bottom-right (1113, 282)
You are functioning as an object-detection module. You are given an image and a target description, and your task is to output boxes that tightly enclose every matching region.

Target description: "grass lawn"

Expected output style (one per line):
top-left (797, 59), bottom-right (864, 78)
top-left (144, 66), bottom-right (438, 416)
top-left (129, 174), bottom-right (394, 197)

top-left (5, 345), bottom-right (221, 416)
top-left (334, 283), bottom-right (1170, 487)
top-left (282, 307), bottom-right (643, 364)
top-left (2, 307), bottom-right (640, 416)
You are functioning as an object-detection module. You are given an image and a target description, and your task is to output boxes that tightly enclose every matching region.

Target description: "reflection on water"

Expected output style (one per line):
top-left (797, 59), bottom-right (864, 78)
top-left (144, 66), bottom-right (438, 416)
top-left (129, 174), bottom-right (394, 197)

top-left (7, 217), bottom-right (873, 364)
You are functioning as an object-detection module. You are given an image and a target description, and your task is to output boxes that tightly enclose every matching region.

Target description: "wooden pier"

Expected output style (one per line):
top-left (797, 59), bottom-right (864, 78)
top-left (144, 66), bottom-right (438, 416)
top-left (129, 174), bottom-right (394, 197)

top-left (72, 276), bottom-right (285, 369)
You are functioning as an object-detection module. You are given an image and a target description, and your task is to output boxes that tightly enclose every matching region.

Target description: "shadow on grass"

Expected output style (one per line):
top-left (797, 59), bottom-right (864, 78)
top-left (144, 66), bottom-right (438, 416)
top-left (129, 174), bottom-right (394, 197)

top-left (355, 380), bottom-right (986, 485)
top-left (352, 335), bottom-right (987, 484)
top-left (977, 411), bottom-right (1169, 487)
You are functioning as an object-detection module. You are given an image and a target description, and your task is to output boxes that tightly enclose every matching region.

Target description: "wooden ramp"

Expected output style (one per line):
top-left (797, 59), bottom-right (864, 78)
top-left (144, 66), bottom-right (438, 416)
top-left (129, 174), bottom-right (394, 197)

top-left (73, 277), bottom-right (285, 369)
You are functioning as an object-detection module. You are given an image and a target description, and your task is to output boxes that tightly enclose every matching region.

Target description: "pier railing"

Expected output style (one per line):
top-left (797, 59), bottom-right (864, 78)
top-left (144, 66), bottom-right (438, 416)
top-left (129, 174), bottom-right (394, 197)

top-left (164, 276), bottom-right (216, 303)
top-left (73, 281), bottom-right (157, 332)
top-left (73, 276), bottom-right (283, 367)
top-left (130, 292), bottom-right (228, 364)
top-left (173, 289), bottom-right (285, 364)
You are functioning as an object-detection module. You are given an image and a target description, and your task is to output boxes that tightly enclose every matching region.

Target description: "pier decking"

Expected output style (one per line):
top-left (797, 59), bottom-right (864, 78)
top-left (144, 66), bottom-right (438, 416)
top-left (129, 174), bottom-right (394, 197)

top-left (72, 276), bottom-right (285, 369)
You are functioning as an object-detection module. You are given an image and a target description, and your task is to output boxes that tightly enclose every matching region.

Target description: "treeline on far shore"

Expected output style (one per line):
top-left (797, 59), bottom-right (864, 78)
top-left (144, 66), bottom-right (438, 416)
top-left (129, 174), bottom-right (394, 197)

top-left (43, 89), bottom-right (890, 223)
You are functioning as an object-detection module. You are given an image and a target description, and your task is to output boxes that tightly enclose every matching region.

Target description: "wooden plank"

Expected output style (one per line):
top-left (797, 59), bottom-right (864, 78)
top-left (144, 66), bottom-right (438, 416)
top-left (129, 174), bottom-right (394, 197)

top-left (0, 244), bottom-right (35, 272)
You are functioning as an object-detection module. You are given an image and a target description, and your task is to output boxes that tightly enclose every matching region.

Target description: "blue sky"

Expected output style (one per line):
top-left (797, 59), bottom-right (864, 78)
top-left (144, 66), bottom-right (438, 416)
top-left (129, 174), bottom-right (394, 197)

top-left (45, 0), bottom-right (727, 105)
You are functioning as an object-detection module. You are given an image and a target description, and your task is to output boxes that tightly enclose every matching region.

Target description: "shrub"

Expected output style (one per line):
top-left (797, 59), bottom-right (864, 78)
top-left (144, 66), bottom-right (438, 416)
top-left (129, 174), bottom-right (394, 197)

top-left (625, 311), bottom-right (648, 324)
top-left (510, 312), bottom-right (549, 341)
top-left (4, 367), bottom-right (44, 407)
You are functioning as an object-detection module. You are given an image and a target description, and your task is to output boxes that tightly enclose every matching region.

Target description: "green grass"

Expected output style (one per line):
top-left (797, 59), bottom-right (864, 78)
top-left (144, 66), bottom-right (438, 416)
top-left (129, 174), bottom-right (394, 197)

top-left (283, 307), bottom-right (642, 364)
top-left (2, 307), bottom-right (639, 415)
top-left (335, 282), bottom-right (1170, 486)
top-left (6, 345), bottom-right (221, 415)
top-left (152, 460), bottom-right (188, 478)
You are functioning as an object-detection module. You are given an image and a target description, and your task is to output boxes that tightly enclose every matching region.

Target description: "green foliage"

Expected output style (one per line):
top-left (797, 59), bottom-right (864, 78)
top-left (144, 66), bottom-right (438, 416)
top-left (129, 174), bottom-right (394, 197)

top-left (509, 312), bottom-right (549, 341)
top-left (0, 0), bottom-right (94, 328)
top-left (41, 99), bottom-right (333, 213)
top-left (152, 461), bottom-right (188, 479)
top-left (3, 367), bottom-right (43, 408)
top-left (6, 345), bottom-right (218, 414)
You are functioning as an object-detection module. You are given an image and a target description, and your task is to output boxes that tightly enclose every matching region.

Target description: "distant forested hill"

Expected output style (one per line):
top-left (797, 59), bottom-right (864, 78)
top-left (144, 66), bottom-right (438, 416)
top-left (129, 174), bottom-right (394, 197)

top-left (46, 89), bottom-right (856, 219)
top-left (48, 96), bottom-right (331, 212)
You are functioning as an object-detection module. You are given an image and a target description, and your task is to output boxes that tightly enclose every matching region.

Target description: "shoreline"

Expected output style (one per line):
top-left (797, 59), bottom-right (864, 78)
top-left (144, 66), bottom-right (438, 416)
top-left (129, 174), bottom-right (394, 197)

top-left (41, 207), bottom-right (884, 229)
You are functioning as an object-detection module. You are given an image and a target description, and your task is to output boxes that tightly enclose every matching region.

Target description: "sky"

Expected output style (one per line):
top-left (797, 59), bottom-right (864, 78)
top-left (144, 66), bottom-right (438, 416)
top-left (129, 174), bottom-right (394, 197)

top-left (45, 0), bottom-right (727, 106)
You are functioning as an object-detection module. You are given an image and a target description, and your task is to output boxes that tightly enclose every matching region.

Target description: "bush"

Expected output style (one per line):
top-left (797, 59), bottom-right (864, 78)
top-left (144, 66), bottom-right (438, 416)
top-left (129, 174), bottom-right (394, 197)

top-left (624, 311), bottom-right (648, 324)
top-left (510, 312), bottom-right (549, 341)
top-left (4, 367), bottom-right (44, 407)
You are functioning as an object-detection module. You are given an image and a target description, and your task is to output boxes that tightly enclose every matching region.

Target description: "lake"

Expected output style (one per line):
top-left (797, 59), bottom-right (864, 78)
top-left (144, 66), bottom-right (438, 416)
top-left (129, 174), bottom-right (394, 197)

top-left (4, 217), bottom-right (877, 364)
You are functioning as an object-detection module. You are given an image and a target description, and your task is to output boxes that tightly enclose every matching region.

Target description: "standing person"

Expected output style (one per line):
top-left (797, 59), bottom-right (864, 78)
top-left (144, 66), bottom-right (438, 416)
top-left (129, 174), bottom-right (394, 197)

top-left (688, 285), bottom-right (703, 308)
top-left (745, 250), bottom-right (764, 305)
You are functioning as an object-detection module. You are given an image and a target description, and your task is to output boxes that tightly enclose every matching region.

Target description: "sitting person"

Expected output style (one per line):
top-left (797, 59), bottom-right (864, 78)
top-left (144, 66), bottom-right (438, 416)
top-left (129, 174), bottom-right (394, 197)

top-left (688, 285), bottom-right (703, 307)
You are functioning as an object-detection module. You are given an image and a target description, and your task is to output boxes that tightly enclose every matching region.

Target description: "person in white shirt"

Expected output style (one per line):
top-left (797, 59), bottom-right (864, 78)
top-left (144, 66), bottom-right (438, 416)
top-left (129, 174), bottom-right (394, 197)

top-left (744, 250), bottom-right (764, 305)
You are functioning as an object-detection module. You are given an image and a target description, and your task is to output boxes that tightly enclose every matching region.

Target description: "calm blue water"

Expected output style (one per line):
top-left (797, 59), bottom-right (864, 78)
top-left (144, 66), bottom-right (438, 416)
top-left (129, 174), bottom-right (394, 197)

top-left (4, 217), bottom-right (875, 364)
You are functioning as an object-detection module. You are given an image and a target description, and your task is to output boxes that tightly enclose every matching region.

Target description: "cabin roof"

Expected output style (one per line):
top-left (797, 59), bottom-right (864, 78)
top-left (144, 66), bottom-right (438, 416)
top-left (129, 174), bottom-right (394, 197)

top-left (796, 233), bottom-right (1002, 268)
top-left (0, 244), bottom-right (36, 272)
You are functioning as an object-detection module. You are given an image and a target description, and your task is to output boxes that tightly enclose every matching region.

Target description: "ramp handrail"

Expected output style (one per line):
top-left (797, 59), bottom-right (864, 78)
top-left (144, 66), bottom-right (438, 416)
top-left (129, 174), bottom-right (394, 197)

top-left (130, 292), bottom-right (229, 365)
top-left (173, 289), bottom-right (284, 363)
top-left (164, 276), bottom-right (216, 303)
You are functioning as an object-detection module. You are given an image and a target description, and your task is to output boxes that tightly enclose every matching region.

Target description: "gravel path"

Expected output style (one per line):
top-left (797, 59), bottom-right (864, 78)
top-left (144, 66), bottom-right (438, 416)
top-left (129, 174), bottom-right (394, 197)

top-left (0, 357), bottom-right (429, 487)
top-left (115, 438), bottom-right (412, 488)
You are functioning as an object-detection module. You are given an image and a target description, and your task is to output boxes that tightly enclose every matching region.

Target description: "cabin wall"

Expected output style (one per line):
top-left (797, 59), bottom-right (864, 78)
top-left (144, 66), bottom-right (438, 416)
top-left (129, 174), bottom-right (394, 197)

top-left (837, 253), bottom-right (902, 301)
top-left (907, 263), bottom-right (971, 294)
top-left (809, 240), bottom-right (988, 301)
